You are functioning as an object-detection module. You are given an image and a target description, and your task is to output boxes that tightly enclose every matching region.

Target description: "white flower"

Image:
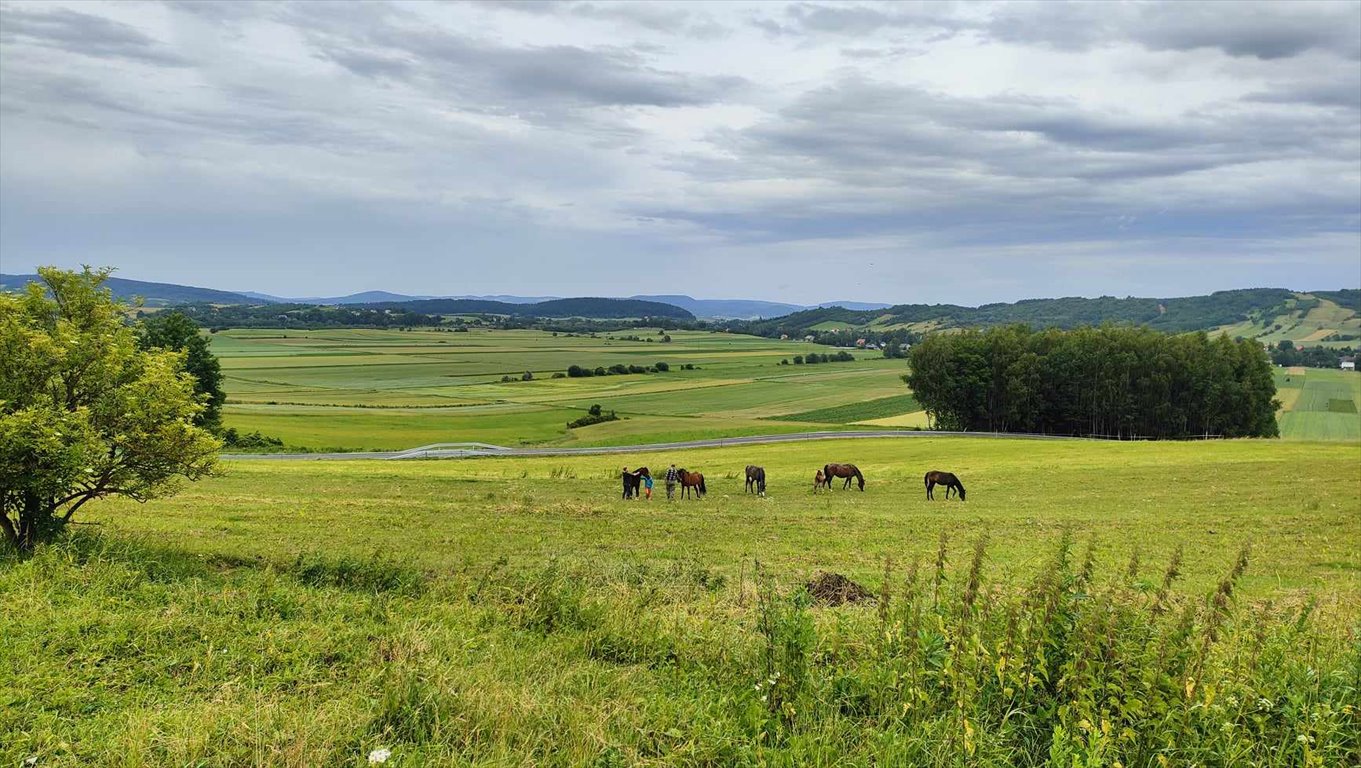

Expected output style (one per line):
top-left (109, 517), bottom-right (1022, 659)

top-left (368, 748), bottom-right (392, 764)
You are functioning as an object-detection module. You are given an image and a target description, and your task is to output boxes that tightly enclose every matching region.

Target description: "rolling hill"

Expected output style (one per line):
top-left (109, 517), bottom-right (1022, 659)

top-left (731, 288), bottom-right (1361, 346)
top-left (0, 273), bottom-right (262, 306)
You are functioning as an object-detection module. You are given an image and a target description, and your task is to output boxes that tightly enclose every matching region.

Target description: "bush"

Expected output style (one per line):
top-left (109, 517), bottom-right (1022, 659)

top-left (221, 428), bottom-right (284, 450)
top-left (655, 362), bottom-right (670, 372)
top-left (567, 405), bottom-right (620, 429)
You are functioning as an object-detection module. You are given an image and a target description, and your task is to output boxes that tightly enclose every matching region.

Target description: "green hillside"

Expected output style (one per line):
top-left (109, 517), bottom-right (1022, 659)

top-left (732, 288), bottom-right (1360, 343)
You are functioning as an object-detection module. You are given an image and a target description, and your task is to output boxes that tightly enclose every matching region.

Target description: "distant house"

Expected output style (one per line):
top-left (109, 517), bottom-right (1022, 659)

top-left (855, 338), bottom-right (867, 347)
top-left (779, 334), bottom-right (788, 340)
top-left (1342, 356), bottom-right (1356, 371)
top-left (804, 335), bottom-right (815, 342)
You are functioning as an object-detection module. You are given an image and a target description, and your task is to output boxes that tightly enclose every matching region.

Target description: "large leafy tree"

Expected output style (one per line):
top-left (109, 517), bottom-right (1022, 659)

top-left (138, 310), bottom-right (225, 430)
top-left (0, 267), bottom-right (220, 550)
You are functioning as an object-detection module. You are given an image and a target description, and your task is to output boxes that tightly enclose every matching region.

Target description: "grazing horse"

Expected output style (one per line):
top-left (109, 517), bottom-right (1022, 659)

top-left (823, 463), bottom-right (865, 491)
top-left (924, 470), bottom-right (965, 500)
top-left (677, 468), bottom-right (706, 499)
top-left (622, 467), bottom-right (649, 499)
top-left (745, 465), bottom-right (766, 496)
top-left (812, 469), bottom-right (826, 492)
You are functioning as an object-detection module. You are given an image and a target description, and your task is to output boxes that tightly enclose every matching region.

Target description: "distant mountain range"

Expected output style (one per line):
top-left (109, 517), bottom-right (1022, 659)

top-left (0, 274), bottom-right (887, 318)
top-left (4, 274), bottom-right (1355, 338)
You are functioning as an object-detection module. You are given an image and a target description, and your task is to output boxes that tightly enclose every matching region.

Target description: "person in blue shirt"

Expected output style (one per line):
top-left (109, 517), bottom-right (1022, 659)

top-left (643, 472), bottom-right (654, 500)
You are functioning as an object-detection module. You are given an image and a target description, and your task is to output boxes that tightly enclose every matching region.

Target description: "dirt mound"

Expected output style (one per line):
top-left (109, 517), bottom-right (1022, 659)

top-left (805, 572), bottom-right (873, 606)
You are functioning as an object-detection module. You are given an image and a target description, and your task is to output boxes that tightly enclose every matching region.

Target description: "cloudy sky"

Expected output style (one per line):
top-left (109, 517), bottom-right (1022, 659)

top-left (1, 0), bottom-right (1358, 304)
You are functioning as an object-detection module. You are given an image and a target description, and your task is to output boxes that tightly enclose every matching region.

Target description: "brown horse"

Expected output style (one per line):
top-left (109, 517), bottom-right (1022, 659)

top-left (823, 463), bottom-right (864, 491)
top-left (924, 470), bottom-right (965, 500)
top-left (745, 465), bottom-right (766, 496)
top-left (812, 469), bottom-right (826, 492)
top-left (677, 468), bottom-right (706, 499)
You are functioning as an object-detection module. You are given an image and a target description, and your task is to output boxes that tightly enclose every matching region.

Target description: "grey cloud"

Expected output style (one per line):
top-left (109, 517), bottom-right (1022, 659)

top-left (0, 6), bottom-right (189, 65)
top-left (768, 1), bottom-right (1360, 60)
top-left (781, 1), bottom-right (967, 36)
top-left (1245, 70), bottom-right (1361, 109)
top-left (485, 0), bottom-right (729, 38)
top-left (656, 73), bottom-right (1358, 246)
top-left (310, 23), bottom-right (745, 115)
top-left (987, 1), bottom-right (1361, 60)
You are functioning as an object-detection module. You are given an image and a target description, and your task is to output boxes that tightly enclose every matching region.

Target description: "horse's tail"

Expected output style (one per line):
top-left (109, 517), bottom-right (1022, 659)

top-left (924, 472), bottom-right (930, 487)
top-left (699, 476), bottom-right (707, 495)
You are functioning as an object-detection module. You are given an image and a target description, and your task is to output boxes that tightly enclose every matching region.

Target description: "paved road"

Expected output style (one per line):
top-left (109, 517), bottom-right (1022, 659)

top-left (223, 430), bottom-right (1088, 461)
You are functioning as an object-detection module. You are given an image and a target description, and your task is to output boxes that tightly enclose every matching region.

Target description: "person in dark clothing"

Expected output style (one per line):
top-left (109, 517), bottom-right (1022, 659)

top-left (665, 463), bottom-right (679, 500)
top-left (622, 467), bottom-right (635, 499)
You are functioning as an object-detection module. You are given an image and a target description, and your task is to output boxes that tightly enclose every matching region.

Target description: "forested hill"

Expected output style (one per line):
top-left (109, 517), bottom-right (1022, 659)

top-left (0, 273), bottom-right (260, 306)
top-left (365, 296), bottom-right (694, 320)
top-left (734, 288), bottom-right (1357, 337)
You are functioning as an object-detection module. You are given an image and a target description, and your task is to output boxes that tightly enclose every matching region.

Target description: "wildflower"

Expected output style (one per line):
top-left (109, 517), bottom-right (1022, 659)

top-left (369, 748), bottom-right (392, 764)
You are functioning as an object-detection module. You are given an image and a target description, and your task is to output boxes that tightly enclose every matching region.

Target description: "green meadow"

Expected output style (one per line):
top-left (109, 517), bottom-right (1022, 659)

top-left (216, 328), bottom-right (1361, 452)
top-left (4, 437), bottom-right (1358, 766)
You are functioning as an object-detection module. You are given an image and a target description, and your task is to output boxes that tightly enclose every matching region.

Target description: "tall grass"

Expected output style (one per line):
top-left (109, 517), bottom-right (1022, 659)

top-left (2, 532), bottom-right (1357, 766)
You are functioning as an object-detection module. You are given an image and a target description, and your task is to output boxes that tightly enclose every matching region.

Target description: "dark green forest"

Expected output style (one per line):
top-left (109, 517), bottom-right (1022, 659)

top-left (173, 303), bottom-right (441, 330)
top-left (366, 296), bottom-right (695, 320)
top-left (905, 325), bottom-right (1280, 439)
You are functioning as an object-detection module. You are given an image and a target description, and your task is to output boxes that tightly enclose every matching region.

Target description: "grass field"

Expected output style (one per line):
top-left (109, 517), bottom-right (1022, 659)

top-left (215, 328), bottom-right (1359, 451)
top-left (4, 437), bottom-right (1358, 766)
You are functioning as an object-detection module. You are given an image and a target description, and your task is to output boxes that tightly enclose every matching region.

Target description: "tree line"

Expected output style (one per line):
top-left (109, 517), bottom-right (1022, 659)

top-left (1269, 340), bottom-right (1355, 369)
top-left (905, 325), bottom-right (1279, 439)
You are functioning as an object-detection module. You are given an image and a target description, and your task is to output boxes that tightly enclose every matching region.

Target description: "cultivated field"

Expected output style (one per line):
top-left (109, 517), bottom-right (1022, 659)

top-left (215, 328), bottom-right (1361, 452)
top-left (216, 328), bottom-right (917, 451)
top-left (1273, 367), bottom-right (1361, 441)
top-left (4, 437), bottom-right (1358, 765)
top-left (1213, 294), bottom-right (1361, 349)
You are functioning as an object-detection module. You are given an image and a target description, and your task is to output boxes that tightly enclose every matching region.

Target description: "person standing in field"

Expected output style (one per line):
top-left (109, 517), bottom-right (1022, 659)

top-left (665, 463), bottom-right (679, 500)
top-left (643, 472), bottom-right (654, 500)
top-left (622, 467), bottom-right (634, 500)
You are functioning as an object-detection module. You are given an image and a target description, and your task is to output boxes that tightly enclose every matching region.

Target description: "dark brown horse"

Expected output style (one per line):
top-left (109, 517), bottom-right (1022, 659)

top-left (622, 467), bottom-right (650, 499)
top-left (823, 463), bottom-right (864, 491)
top-left (745, 465), bottom-right (766, 496)
top-left (677, 468), bottom-right (706, 499)
top-left (924, 470), bottom-right (965, 500)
